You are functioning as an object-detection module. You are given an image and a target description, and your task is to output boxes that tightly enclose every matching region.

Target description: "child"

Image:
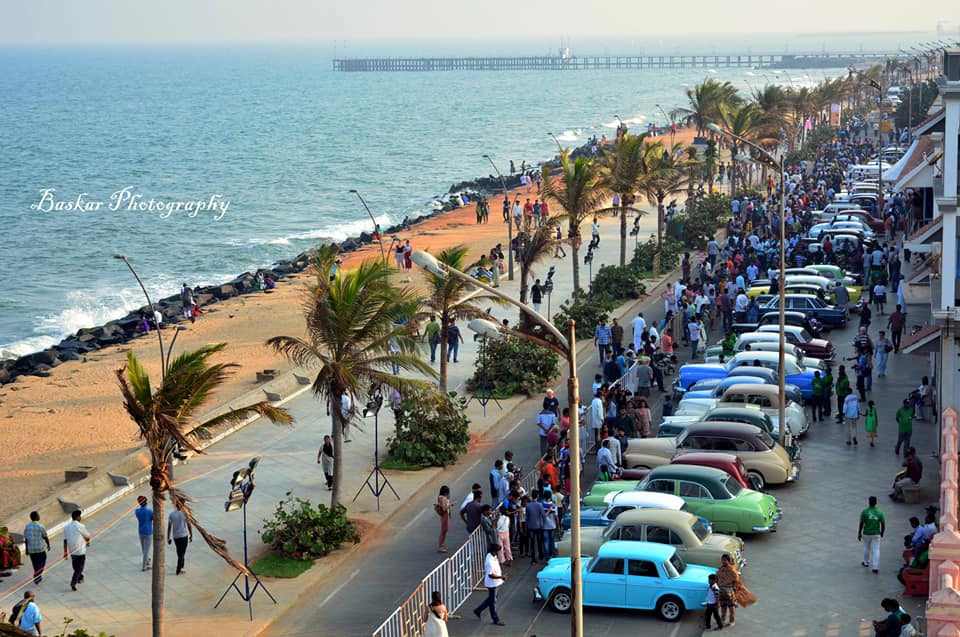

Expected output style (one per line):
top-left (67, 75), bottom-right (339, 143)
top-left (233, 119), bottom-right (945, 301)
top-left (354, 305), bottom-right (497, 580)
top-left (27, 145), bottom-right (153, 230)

top-left (899, 613), bottom-right (917, 637)
top-left (865, 400), bottom-right (878, 447)
top-left (705, 573), bottom-right (723, 630)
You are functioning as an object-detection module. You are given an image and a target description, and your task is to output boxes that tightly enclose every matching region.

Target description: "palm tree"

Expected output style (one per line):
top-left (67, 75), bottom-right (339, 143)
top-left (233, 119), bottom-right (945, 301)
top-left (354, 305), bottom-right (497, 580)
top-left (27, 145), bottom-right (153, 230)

top-left (518, 219), bottom-right (561, 305)
top-left (416, 245), bottom-right (501, 392)
top-left (601, 132), bottom-right (650, 266)
top-left (541, 151), bottom-right (607, 292)
top-left (635, 141), bottom-right (690, 277)
top-left (268, 253), bottom-right (434, 506)
top-left (673, 79), bottom-right (743, 136)
top-left (117, 344), bottom-right (293, 637)
top-left (720, 103), bottom-right (770, 194)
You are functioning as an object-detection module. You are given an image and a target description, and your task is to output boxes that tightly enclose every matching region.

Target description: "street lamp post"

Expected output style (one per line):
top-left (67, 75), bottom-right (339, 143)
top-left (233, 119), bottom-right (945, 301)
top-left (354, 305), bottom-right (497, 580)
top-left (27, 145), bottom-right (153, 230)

top-left (547, 132), bottom-right (564, 153)
top-left (348, 189), bottom-right (386, 262)
top-left (483, 155), bottom-right (515, 281)
top-left (114, 254), bottom-right (166, 379)
top-left (411, 250), bottom-right (584, 637)
top-left (708, 125), bottom-right (788, 447)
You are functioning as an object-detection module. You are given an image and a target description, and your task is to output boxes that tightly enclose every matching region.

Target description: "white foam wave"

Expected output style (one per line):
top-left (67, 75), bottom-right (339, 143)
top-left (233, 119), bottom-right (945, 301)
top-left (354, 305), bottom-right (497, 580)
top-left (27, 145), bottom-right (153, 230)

top-left (555, 130), bottom-right (580, 142)
top-left (707, 69), bottom-right (717, 74)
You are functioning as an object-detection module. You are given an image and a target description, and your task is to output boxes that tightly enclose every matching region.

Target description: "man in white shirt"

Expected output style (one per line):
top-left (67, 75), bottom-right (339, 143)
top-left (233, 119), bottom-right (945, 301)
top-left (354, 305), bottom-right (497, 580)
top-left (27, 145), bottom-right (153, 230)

top-left (606, 435), bottom-right (622, 468)
top-left (631, 312), bottom-right (647, 351)
top-left (734, 291), bottom-right (749, 323)
top-left (62, 509), bottom-right (91, 591)
top-left (473, 544), bottom-right (507, 625)
top-left (590, 393), bottom-right (604, 445)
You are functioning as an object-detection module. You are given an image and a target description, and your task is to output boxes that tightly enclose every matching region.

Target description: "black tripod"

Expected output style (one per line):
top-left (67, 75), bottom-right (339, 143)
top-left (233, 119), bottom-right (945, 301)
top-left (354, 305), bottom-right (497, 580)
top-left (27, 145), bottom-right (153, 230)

top-left (353, 387), bottom-right (399, 511)
top-left (467, 334), bottom-right (502, 417)
top-left (215, 462), bottom-right (276, 620)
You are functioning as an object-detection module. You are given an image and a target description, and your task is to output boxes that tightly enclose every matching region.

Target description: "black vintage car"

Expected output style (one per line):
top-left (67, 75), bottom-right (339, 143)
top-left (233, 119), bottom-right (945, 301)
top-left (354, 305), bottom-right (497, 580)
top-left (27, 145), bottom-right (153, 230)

top-left (757, 294), bottom-right (848, 328)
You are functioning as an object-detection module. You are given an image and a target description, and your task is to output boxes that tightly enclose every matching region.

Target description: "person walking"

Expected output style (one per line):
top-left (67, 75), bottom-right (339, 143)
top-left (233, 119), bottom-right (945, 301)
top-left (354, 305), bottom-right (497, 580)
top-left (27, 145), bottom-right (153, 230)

top-left (888, 305), bottom-right (906, 353)
top-left (435, 485), bottom-right (451, 553)
top-left (134, 495), bottom-right (153, 572)
top-left (705, 573), bottom-right (723, 631)
top-left (843, 390), bottom-right (861, 446)
top-left (835, 366), bottom-right (851, 424)
top-left (167, 500), bottom-right (193, 575)
top-left (811, 371), bottom-right (826, 422)
top-left (15, 590), bottom-right (42, 636)
top-left (473, 544), bottom-right (507, 626)
top-left (531, 279), bottom-right (543, 314)
top-left (858, 496), bottom-right (886, 573)
top-left (864, 400), bottom-right (879, 447)
top-left (687, 315), bottom-right (701, 360)
top-left (594, 318), bottom-right (612, 364)
top-left (479, 505), bottom-right (498, 550)
top-left (524, 490), bottom-right (544, 563)
top-left (423, 315), bottom-right (441, 364)
top-left (424, 591), bottom-right (450, 637)
top-left (180, 283), bottom-right (196, 322)
top-left (446, 322), bottom-right (464, 363)
top-left (716, 553), bottom-right (741, 627)
top-left (875, 331), bottom-right (892, 377)
top-left (536, 407), bottom-right (557, 458)
top-left (62, 509), bottom-right (91, 591)
top-left (318, 435), bottom-right (335, 490)
top-left (23, 511), bottom-right (50, 585)
top-left (495, 505), bottom-right (513, 566)
top-left (895, 399), bottom-right (914, 456)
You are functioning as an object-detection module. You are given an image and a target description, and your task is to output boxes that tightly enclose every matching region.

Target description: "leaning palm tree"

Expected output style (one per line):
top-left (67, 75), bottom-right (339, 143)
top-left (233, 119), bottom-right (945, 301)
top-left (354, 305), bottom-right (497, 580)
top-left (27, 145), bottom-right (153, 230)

top-left (417, 245), bottom-right (500, 392)
top-left (601, 132), bottom-right (650, 266)
top-left (117, 344), bottom-right (293, 637)
top-left (268, 254), bottom-right (434, 506)
top-left (720, 103), bottom-right (768, 194)
top-left (541, 151), bottom-right (607, 292)
top-left (635, 142), bottom-right (690, 277)
top-left (673, 79), bottom-right (743, 136)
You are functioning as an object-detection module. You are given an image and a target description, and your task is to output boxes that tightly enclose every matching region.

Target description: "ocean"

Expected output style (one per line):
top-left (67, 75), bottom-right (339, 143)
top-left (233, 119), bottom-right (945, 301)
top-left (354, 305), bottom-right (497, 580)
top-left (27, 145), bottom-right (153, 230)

top-left (0, 35), bottom-right (926, 358)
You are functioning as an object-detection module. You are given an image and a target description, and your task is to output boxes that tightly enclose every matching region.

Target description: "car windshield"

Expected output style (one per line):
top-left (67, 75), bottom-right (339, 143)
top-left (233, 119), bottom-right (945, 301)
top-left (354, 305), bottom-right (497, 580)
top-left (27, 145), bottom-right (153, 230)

top-left (664, 554), bottom-right (686, 578)
top-left (690, 518), bottom-right (711, 541)
top-left (722, 475), bottom-right (743, 497)
top-left (798, 328), bottom-right (813, 341)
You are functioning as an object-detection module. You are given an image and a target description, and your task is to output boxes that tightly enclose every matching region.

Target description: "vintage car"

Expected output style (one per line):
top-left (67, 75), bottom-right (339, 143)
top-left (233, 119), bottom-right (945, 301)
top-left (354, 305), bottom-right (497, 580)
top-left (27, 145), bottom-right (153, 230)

top-left (557, 509), bottom-right (745, 570)
top-left (719, 383), bottom-right (810, 436)
top-left (805, 263), bottom-right (860, 287)
top-left (680, 374), bottom-right (804, 405)
top-left (570, 491), bottom-right (691, 527)
top-left (617, 452), bottom-right (756, 489)
top-left (757, 294), bottom-right (848, 328)
top-left (785, 273), bottom-right (861, 304)
top-left (754, 324), bottom-right (836, 361)
top-left (535, 541), bottom-right (713, 620)
top-left (745, 279), bottom-right (773, 299)
top-left (623, 421), bottom-right (800, 489)
top-left (829, 211), bottom-right (885, 233)
top-left (732, 309), bottom-right (827, 336)
top-left (708, 337), bottom-right (821, 370)
top-left (784, 283), bottom-right (836, 304)
top-left (676, 350), bottom-right (817, 399)
top-left (638, 465), bottom-right (782, 534)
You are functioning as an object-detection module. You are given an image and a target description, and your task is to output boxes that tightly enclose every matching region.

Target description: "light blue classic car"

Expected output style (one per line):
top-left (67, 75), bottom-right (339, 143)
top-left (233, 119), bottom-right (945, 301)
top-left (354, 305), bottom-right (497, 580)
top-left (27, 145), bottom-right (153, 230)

top-left (535, 541), bottom-right (713, 621)
top-left (675, 351), bottom-right (817, 399)
top-left (681, 375), bottom-right (804, 405)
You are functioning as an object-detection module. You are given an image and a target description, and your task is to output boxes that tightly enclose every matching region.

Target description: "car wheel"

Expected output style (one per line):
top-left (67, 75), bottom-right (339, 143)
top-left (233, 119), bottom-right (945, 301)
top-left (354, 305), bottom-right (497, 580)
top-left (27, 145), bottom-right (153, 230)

top-left (550, 587), bottom-right (572, 613)
top-left (632, 464), bottom-right (651, 470)
top-left (748, 470), bottom-right (766, 491)
top-left (656, 595), bottom-right (684, 622)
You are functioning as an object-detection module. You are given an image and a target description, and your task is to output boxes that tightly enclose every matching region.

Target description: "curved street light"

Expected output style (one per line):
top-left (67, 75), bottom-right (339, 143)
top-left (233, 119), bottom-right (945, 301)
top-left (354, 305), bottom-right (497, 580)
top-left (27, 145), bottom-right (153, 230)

top-left (547, 132), bottom-right (564, 153)
top-left (348, 189), bottom-right (386, 262)
top-left (482, 154), bottom-right (515, 281)
top-left (706, 124), bottom-right (789, 448)
top-left (411, 250), bottom-right (585, 637)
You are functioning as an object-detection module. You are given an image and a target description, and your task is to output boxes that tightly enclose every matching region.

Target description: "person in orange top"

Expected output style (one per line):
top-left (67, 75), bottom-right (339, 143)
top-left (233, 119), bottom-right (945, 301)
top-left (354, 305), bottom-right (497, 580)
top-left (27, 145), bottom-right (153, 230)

top-left (661, 328), bottom-right (674, 355)
top-left (540, 456), bottom-right (559, 493)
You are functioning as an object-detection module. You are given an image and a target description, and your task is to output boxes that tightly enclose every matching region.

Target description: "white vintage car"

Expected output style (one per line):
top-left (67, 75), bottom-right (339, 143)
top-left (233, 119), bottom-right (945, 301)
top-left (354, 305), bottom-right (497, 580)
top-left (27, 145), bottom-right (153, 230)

top-left (717, 383), bottom-right (809, 436)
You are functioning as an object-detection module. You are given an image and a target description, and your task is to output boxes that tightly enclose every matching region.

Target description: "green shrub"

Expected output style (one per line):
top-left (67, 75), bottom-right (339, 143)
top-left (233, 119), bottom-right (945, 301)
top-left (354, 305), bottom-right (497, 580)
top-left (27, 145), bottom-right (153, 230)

top-left (632, 236), bottom-right (682, 273)
top-left (553, 289), bottom-right (618, 340)
top-left (591, 265), bottom-right (647, 300)
top-left (387, 388), bottom-right (471, 466)
top-left (260, 493), bottom-right (360, 560)
top-left (465, 338), bottom-right (560, 398)
top-left (50, 617), bottom-right (115, 637)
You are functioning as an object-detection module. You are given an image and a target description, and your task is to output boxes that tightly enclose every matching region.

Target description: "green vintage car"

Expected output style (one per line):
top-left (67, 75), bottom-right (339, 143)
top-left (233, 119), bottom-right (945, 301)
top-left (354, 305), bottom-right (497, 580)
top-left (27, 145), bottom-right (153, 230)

top-left (638, 465), bottom-right (781, 534)
top-left (557, 508), bottom-right (745, 570)
top-left (582, 479), bottom-right (645, 509)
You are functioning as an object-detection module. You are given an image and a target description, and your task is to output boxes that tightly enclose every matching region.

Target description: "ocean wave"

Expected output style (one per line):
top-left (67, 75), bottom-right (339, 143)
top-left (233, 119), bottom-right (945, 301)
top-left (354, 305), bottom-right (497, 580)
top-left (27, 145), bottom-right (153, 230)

top-left (554, 130), bottom-right (581, 142)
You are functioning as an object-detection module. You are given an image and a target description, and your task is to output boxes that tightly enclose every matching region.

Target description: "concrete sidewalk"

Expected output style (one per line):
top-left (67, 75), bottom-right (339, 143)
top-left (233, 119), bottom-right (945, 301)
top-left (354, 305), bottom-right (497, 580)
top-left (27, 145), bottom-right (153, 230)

top-left (0, 212), bottom-right (659, 637)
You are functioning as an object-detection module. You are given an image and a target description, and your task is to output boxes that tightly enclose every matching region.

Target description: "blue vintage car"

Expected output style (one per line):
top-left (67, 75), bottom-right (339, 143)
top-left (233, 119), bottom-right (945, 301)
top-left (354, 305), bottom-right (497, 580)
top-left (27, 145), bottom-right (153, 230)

top-left (535, 541), bottom-right (713, 621)
top-left (680, 375), bottom-right (804, 404)
top-left (675, 351), bottom-right (816, 399)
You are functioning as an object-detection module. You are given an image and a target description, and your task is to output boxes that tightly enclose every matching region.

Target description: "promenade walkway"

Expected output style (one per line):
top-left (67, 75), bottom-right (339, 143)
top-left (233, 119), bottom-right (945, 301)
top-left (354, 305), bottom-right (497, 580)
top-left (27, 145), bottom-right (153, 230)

top-left (0, 212), bottom-right (659, 637)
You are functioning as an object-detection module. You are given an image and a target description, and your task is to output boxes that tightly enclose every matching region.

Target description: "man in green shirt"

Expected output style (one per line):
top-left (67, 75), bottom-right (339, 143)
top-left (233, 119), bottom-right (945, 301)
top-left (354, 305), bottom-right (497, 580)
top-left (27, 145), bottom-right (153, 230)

top-left (835, 366), bottom-right (851, 424)
top-left (895, 399), bottom-right (915, 456)
top-left (721, 331), bottom-right (737, 358)
top-left (858, 496), bottom-right (886, 573)
top-left (811, 371), bottom-right (825, 422)
top-left (423, 316), bottom-right (441, 364)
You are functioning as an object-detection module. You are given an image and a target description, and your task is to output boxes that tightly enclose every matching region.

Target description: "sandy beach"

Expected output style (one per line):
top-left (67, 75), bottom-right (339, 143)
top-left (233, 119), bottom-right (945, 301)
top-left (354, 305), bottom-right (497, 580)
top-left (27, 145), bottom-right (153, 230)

top-left (0, 126), bottom-right (698, 520)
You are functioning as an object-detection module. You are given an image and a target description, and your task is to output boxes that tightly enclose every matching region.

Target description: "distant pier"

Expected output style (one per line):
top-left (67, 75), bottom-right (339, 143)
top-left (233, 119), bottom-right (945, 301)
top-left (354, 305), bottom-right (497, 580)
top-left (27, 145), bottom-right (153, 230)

top-left (333, 51), bottom-right (894, 72)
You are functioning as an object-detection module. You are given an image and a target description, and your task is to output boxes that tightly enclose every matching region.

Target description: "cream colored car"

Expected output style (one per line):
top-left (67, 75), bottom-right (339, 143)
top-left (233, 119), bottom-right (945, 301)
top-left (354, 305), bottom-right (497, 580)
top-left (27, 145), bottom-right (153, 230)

top-left (557, 509), bottom-right (745, 569)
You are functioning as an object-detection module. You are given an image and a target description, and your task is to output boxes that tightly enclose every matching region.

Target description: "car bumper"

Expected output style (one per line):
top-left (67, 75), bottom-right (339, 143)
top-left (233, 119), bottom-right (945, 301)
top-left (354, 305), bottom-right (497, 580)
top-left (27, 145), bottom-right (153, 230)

top-left (534, 586), bottom-right (544, 601)
top-left (752, 508), bottom-right (783, 533)
top-left (785, 463), bottom-right (801, 482)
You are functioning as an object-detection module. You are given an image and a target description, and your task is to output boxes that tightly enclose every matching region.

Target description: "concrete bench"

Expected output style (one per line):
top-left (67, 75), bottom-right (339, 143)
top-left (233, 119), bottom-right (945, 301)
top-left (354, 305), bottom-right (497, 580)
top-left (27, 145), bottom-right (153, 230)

top-left (57, 497), bottom-right (80, 514)
top-left (64, 466), bottom-right (96, 482)
top-left (107, 471), bottom-right (131, 486)
top-left (901, 482), bottom-right (924, 504)
top-left (263, 389), bottom-right (282, 403)
top-left (256, 370), bottom-right (277, 383)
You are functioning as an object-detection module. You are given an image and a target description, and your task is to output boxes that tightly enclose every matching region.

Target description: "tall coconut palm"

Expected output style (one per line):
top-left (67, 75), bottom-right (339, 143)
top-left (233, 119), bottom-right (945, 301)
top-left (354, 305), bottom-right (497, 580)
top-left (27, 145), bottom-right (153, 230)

top-left (416, 245), bottom-right (501, 392)
top-left (268, 254), bottom-right (434, 506)
top-left (541, 151), bottom-right (607, 292)
top-left (635, 142), bottom-right (690, 276)
top-left (720, 103), bottom-right (771, 194)
top-left (673, 79), bottom-right (743, 136)
top-left (601, 132), bottom-right (650, 266)
top-left (117, 344), bottom-right (293, 637)
top-left (518, 218), bottom-right (561, 305)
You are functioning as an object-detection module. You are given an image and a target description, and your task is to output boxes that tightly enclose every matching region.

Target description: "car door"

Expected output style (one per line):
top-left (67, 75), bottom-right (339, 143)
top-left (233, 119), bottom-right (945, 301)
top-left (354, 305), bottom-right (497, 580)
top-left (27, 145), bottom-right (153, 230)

top-left (625, 559), bottom-right (662, 609)
top-left (584, 557), bottom-right (626, 607)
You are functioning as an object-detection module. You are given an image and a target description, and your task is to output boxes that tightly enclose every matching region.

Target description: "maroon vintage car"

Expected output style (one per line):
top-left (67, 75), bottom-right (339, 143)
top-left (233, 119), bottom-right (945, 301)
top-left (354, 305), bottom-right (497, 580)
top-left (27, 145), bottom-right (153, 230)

top-left (619, 452), bottom-right (754, 489)
top-left (756, 324), bottom-right (835, 362)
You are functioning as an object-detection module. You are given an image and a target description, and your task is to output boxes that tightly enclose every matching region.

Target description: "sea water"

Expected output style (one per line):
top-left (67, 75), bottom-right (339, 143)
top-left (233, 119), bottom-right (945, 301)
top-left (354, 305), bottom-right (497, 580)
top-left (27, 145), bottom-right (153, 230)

top-left (0, 37), bottom-right (908, 358)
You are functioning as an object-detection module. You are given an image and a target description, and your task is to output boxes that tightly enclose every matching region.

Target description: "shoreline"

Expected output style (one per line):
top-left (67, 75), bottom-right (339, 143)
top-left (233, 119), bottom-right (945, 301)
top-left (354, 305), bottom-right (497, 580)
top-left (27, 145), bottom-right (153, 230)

top-left (0, 125), bottom-right (698, 520)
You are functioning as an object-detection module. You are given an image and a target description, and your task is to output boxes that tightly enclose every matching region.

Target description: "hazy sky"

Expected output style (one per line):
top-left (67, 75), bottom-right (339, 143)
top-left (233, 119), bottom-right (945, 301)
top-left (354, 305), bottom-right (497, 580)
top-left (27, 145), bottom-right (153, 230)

top-left (2, 0), bottom-right (956, 45)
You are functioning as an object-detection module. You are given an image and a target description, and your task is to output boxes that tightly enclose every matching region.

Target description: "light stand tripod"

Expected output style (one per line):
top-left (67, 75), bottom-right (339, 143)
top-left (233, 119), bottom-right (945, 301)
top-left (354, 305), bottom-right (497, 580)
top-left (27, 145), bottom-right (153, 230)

top-left (352, 386), bottom-right (399, 511)
top-left (467, 334), bottom-right (502, 417)
top-left (215, 457), bottom-right (276, 620)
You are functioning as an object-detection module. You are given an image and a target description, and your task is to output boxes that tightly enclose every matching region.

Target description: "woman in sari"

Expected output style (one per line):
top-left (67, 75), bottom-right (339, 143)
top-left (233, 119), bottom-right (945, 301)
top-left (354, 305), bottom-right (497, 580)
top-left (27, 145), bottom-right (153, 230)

top-left (716, 553), bottom-right (741, 627)
top-left (423, 591), bottom-right (449, 637)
